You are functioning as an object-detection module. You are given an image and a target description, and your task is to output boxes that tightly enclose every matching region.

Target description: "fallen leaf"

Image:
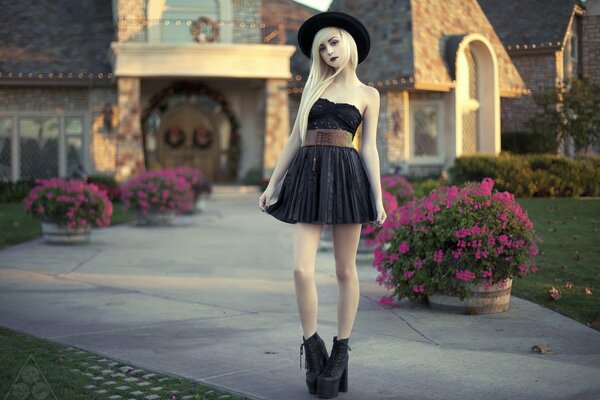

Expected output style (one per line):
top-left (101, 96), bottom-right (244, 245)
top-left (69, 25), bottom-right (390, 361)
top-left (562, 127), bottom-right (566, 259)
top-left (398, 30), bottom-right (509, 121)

top-left (571, 252), bottom-right (581, 261)
top-left (565, 282), bottom-right (573, 289)
top-left (264, 351), bottom-right (278, 354)
top-left (531, 344), bottom-right (553, 354)
top-left (584, 287), bottom-right (593, 296)
top-left (549, 286), bottom-right (562, 301)
top-left (560, 265), bottom-right (569, 271)
top-left (548, 228), bottom-right (557, 232)
top-left (571, 235), bottom-right (581, 240)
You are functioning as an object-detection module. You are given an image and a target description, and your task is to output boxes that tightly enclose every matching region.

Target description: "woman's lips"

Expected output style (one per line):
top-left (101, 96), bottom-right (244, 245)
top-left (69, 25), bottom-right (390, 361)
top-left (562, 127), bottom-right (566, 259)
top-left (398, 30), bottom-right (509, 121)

top-left (330, 56), bottom-right (338, 61)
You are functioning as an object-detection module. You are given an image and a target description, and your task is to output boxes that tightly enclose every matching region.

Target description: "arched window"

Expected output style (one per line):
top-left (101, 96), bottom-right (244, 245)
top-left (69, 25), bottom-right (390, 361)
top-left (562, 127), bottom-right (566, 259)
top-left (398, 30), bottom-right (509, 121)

top-left (460, 45), bottom-right (480, 155)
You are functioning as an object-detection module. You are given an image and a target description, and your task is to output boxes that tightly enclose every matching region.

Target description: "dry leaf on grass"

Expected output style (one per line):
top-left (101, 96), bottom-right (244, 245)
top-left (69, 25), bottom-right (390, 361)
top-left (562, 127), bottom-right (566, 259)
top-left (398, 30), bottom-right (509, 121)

top-left (531, 344), bottom-right (553, 354)
top-left (549, 286), bottom-right (562, 301)
top-left (565, 282), bottom-right (573, 289)
top-left (584, 287), bottom-right (593, 296)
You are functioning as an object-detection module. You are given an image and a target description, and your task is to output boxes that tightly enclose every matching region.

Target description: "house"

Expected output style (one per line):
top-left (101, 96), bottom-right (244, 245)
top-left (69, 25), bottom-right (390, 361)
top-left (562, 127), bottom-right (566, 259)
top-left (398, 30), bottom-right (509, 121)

top-left (478, 0), bottom-right (597, 155)
top-left (0, 0), bottom-right (597, 184)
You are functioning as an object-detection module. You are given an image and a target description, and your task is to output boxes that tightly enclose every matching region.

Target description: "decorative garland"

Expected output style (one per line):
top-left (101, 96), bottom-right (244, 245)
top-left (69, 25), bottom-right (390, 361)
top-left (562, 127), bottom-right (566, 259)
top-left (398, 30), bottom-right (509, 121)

top-left (164, 126), bottom-right (185, 148)
top-left (191, 17), bottom-right (220, 43)
top-left (141, 81), bottom-right (241, 181)
top-left (193, 126), bottom-right (214, 149)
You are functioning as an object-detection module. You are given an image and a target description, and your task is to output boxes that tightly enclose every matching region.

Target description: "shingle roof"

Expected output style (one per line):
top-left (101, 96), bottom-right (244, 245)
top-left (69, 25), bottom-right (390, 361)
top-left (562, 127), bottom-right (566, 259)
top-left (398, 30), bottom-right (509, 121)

top-left (0, 0), bottom-right (114, 81)
top-left (327, 0), bottom-right (525, 95)
top-left (477, 0), bottom-right (582, 49)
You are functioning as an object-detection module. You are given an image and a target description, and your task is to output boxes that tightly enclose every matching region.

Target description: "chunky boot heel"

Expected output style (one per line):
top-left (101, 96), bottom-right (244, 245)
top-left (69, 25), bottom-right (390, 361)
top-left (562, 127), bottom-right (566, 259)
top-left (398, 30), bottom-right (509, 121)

top-left (339, 366), bottom-right (348, 392)
top-left (317, 336), bottom-right (351, 399)
top-left (300, 332), bottom-right (329, 395)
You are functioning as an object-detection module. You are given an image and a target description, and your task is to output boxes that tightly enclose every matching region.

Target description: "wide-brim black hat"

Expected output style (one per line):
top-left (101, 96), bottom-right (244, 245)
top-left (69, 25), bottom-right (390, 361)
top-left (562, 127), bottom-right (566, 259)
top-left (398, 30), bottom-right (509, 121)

top-left (297, 11), bottom-right (370, 64)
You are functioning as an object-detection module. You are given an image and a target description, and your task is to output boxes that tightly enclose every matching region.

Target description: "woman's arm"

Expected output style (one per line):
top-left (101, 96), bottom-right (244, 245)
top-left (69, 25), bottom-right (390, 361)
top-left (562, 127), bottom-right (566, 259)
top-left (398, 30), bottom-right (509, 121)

top-left (359, 87), bottom-right (386, 225)
top-left (258, 107), bottom-right (302, 212)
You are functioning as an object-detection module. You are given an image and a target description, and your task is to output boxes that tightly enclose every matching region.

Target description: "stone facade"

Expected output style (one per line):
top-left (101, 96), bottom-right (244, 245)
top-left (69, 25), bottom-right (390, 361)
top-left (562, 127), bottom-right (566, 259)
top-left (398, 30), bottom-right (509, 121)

top-left (115, 77), bottom-right (144, 182)
top-left (262, 78), bottom-right (290, 178)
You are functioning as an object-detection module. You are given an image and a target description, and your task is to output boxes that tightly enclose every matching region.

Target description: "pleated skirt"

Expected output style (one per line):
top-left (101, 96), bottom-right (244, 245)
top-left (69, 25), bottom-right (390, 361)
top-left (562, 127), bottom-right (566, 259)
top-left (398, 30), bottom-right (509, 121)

top-left (266, 145), bottom-right (377, 224)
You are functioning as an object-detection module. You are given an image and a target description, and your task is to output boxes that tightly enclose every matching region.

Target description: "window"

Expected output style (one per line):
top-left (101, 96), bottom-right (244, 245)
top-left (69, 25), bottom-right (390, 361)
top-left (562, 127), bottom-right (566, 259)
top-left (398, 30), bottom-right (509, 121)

top-left (410, 101), bottom-right (443, 160)
top-left (564, 22), bottom-right (578, 79)
top-left (0, 114), bottom-right (86, 182)
top-left (0, 118), bottom-right (12, 181)
top-left (162, 0), bottom-right (219, 43)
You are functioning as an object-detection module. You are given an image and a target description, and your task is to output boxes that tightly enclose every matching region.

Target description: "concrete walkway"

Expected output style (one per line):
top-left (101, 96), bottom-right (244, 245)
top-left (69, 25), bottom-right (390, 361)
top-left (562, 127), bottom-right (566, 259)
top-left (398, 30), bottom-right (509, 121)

top-left (1, 187), bottom-right (599, 400)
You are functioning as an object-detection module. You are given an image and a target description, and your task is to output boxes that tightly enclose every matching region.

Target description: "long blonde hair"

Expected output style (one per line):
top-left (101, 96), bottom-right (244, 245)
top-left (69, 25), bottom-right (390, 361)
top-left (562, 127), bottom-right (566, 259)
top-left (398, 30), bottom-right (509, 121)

top-left (297, 26), bottom-right (359, 144)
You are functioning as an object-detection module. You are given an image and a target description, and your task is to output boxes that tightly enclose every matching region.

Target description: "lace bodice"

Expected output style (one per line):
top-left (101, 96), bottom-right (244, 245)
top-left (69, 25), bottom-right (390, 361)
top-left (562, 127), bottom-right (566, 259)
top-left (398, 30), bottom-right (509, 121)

top-left (307, 97), bottom-right (363, 135)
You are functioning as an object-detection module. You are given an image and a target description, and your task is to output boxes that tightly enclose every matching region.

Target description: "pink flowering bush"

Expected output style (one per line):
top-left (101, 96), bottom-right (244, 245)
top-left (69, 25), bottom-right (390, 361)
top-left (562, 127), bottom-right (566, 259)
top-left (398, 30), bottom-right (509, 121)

top-left (23, 178), bottom-right (113, 229)
top-left (120, 169), bottom-right (195, 215)
top-left (165, 166), bottom-right (210, 200)
top-left (362, 175), bottom-right (414, 243)
top-left (372, 178), bottom-right (541, 304)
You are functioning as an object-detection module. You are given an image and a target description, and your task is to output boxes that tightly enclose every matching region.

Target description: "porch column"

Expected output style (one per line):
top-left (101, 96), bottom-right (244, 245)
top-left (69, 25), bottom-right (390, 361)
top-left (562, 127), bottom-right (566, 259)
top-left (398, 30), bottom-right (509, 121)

top-left (115, 77), bottom-right (145, 182)
top-left (262, 78), bottom-right (290, 179)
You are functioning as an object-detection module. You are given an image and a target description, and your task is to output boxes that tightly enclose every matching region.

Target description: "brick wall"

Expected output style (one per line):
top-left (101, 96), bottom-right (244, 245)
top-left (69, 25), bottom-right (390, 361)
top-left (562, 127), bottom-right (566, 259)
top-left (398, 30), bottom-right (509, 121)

top-left (501, 52), bottom-right (559, 133)
top-left (583, 14), bottom-right (600, 82)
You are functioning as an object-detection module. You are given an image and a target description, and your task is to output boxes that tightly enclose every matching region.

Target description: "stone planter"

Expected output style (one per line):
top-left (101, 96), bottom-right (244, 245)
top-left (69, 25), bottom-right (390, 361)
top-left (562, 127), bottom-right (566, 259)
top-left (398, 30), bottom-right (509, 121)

top-left (428, 278), bottom-right (513, 315)
top-left (135, 212), bottom-right (176, 226)
top-left (41, 222), bottom-right (91, 244)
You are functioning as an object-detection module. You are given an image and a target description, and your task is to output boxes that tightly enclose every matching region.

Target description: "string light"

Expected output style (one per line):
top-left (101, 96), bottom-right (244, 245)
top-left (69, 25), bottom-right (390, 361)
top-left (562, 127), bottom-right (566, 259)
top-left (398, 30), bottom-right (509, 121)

top-left (0, 71), bottom-right (114, 80)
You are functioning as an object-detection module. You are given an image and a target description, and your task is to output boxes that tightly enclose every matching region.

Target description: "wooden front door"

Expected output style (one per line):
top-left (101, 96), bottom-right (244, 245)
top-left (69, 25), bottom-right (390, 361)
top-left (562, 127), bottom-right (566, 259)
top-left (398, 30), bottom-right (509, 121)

top-left (157, 104), bottom-right (219, 181)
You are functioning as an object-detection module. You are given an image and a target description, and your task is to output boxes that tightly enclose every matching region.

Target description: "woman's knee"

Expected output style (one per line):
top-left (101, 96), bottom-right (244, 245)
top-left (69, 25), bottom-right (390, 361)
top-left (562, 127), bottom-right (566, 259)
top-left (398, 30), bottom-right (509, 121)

top-left (335, 262), bottom-right (357, 282)
top-left (293, 265), bottom-right (315, 283)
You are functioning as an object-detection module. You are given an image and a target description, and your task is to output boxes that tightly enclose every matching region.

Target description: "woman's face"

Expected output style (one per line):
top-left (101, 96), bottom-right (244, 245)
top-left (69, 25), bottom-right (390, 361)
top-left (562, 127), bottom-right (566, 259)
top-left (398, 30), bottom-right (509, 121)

top-left (319, 31), bottom-right (345, 69)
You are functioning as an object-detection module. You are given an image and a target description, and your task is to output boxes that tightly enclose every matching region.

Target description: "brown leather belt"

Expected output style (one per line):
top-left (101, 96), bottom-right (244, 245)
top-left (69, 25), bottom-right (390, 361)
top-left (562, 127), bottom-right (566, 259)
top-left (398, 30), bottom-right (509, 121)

top-left (302, 128), bottom-right (354, 148)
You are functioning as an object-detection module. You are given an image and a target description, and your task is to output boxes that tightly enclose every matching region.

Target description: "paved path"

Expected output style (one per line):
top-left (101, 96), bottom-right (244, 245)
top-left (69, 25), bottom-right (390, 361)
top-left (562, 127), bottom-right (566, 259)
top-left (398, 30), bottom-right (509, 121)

top-left (1, 188), bottom-right (599, 400)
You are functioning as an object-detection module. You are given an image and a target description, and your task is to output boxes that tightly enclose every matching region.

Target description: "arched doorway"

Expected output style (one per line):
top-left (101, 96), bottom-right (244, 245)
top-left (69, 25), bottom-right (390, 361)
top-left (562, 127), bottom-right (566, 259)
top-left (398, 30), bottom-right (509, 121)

top-left (141, 81), bottom-right (240, 182)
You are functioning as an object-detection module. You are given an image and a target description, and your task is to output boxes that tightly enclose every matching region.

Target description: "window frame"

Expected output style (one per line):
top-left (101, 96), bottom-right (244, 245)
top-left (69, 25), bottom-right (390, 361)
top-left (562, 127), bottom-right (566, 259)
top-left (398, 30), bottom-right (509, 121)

top-left (409, 100), bottom-right (445, 165)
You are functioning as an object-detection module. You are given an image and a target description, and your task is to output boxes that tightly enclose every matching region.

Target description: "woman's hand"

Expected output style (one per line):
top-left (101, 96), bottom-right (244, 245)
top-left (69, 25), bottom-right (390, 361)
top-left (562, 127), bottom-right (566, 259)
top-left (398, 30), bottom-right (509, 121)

top-left (374, 201), bottom-right (387, 227)
top-left (258, 185), bottom-right (276, 212)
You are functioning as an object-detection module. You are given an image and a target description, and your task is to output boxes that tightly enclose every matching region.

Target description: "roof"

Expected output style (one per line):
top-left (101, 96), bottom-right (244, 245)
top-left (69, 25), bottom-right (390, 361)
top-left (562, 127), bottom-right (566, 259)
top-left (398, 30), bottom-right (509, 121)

top-left (477, 0), bottom-right (584, 52)
top-left (0, 0), bottom-right (115, 84)
top-left (324, 0), bottom-right (525, 96)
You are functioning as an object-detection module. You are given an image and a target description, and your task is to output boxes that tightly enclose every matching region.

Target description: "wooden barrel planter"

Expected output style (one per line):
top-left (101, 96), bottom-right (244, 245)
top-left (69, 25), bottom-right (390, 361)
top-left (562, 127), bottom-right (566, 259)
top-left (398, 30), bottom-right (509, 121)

top-left (42, 222), bottom-right (91, 245)
top-left (428, 278), bottom-right (513, 315)
top-left (135, 212), bottom-right (176, 226)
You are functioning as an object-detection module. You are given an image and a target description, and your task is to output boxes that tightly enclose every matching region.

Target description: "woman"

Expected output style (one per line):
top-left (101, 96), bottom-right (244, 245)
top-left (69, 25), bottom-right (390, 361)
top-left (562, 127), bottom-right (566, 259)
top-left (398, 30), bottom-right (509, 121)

top-left (258, 11), bottom-right (386, 399)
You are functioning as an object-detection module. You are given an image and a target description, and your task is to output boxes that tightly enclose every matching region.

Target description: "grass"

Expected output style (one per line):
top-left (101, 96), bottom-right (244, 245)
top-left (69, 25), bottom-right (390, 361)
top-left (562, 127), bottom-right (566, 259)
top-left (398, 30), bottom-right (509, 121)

top-left (512, 198), bottom-right (600, 330)
top-left (0, 202), bottom-right (135, 250)
top-left (0, 326), bottom-right (244, 400)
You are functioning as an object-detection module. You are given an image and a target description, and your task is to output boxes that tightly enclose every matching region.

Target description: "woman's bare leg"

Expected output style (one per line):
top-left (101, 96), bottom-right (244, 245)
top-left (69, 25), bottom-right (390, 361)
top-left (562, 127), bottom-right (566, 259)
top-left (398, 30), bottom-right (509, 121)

top-left (331, 223), bottom-right (362, 339)
top-left (293, 222), bottom-right (324, 338)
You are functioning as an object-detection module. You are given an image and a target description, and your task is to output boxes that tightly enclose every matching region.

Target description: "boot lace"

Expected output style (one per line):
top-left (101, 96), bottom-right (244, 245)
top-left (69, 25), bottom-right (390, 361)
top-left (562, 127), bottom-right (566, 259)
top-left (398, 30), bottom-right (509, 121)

top-left (322, 340), bottom-right (351, 376)
top-left (299, 339), bottom-right (323, 371)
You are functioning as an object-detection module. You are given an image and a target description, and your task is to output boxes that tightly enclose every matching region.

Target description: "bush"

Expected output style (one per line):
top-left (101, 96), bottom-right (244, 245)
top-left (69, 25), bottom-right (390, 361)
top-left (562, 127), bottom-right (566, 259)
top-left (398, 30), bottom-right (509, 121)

top-left (87, 175), bottom-right (121, 202)
top-left (450, 154), bottom-right (600, 197)
top-left (120, 169), bottom-right (195, 215)
top-left (23, 178), bottom-right (113, 228)
top-left (372, 178), bottom-right (540, 304)
top-left (0, 180), bottom-right (36, 202)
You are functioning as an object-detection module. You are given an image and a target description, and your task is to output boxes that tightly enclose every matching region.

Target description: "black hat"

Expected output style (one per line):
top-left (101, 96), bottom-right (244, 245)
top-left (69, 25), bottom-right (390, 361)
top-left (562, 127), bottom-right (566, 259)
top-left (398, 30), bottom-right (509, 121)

top-left (297, 11), bottom-right (371, 64)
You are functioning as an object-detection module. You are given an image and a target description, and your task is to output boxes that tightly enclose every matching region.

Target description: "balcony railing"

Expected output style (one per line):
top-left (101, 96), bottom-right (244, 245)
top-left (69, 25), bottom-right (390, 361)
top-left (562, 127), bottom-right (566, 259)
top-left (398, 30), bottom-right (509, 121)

top-left (116, 18), bottom-right (287, 45)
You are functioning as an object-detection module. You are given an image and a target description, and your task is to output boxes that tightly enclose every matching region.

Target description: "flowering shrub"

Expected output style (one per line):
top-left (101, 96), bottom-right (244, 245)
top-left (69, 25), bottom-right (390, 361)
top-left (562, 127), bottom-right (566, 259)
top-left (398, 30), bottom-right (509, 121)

top-left (120, 169), bottom-right (195, 215)
top-left (23, 178), bottom-right (113, 229)
top-left (372, 178), bottom-right (540, 304)
top-left (165, 166), bottom-right (210, 200)
top-left (362, 175), bottom-right (414, 243)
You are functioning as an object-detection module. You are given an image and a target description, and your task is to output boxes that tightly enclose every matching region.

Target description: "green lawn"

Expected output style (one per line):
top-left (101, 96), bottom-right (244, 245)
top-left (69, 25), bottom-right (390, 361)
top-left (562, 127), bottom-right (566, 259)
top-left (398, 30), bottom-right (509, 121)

top-left (0, 202), bottom-right (135, 249)
top-left (513, 198), bottom-right (600, 330)
top-left (0, 326), bottom-right (242, 400)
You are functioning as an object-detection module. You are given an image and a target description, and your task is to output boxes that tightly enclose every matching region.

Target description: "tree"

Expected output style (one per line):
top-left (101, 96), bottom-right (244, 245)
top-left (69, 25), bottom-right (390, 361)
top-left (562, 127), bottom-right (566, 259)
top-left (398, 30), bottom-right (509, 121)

top-left (526, 75), bottom-right (600, 155)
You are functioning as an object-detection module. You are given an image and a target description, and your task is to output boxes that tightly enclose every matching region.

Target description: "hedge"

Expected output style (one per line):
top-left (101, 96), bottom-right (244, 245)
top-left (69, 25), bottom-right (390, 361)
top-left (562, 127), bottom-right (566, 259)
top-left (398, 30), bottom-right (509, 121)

top-left (449, 153), bottom-right (600, 197)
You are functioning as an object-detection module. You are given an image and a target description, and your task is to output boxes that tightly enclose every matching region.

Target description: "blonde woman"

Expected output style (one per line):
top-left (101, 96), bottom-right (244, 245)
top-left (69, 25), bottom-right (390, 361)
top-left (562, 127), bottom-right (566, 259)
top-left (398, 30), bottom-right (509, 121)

top-left (258, 11), bottom-right (386, 399)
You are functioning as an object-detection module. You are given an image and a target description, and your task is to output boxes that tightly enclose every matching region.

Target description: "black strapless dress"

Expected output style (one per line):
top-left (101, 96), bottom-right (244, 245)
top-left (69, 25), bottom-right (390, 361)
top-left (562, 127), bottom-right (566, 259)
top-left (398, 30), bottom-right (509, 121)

top-left (266, 97), bottom-right (377, 224)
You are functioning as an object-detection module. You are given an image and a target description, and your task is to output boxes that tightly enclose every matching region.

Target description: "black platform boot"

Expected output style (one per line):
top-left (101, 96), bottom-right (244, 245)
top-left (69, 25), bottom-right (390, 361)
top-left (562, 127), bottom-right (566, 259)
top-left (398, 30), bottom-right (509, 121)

top-left (317, 336), bottom-right (351, 399)
top-left (300, 332), bottom-right (329, 394)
